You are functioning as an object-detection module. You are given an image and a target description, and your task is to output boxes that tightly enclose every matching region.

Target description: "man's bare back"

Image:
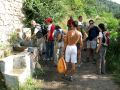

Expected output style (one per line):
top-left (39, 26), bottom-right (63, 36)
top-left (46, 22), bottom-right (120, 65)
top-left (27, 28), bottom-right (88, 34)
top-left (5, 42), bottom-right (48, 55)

top-left (67, 30), bottom-right (79, 45)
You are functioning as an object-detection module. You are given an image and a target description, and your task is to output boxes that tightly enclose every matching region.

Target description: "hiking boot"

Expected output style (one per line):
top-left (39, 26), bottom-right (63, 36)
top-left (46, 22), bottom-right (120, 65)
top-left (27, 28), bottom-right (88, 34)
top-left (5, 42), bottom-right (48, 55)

top-left (62, 75), bottom-right (73, 81)
top-left (62, 75), bottom-right (69, 80)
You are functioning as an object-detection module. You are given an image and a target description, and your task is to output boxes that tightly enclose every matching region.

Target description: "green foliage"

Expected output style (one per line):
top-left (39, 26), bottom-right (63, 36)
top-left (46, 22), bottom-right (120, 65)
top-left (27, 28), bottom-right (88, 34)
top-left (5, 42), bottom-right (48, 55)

top-left (19, 77), bottom-right (40, 90)
top-left (8, 32), bottom-right (18, 45)
top-left (22, 0), bottom-right (67, 26)
top-left (99, 12), bottom-right (119, 31)
top-left (106, 25), bottom-right (120, 82)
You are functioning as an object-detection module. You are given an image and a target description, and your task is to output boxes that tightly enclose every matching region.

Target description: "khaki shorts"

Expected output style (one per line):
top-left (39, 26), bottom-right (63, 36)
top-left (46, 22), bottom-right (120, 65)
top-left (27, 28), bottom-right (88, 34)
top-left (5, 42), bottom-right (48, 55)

top-left (87, 40), bottom-right (97, 49)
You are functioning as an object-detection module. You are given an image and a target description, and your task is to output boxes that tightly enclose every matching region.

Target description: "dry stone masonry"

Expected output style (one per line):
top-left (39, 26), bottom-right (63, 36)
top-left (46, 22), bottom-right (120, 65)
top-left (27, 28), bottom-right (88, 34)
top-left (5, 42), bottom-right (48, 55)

top-left (0, 0), bottom-right (24, 44)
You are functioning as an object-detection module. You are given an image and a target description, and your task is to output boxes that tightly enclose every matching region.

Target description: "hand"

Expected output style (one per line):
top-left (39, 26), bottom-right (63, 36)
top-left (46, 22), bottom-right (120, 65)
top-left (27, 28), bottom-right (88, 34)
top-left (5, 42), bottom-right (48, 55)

top-left (96, 49), bottom-right (99, 53)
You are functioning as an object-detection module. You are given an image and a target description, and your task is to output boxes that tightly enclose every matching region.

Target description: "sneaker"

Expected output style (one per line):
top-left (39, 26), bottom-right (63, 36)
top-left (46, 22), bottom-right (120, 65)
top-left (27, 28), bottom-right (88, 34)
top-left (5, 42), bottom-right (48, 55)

top-left (62, 75), bottom-right (69, 80)
top-left (69, 76), bottom-right (73, 81)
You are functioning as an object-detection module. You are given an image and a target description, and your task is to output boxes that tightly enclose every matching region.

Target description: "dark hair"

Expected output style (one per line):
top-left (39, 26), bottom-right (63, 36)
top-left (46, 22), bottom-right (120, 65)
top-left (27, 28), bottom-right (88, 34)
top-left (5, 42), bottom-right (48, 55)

top-left (98, 23), bottom-right (106, 32)
top-left (89, 19), bottom-right (94, 23)
top-left (55, 25), bottom-right (61, 29)
top-left (71, 21), bottom-right (78, 28)
top-left (78, 16), bottom-right (82, 19)
top-left (50, 21), bottom-right (53, 23)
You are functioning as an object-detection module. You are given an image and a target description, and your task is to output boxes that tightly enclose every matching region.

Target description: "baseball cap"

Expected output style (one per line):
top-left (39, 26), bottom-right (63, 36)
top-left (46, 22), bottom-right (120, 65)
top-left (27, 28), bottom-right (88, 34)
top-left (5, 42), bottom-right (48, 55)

top-left (45, 17), bottom-right (52, 23)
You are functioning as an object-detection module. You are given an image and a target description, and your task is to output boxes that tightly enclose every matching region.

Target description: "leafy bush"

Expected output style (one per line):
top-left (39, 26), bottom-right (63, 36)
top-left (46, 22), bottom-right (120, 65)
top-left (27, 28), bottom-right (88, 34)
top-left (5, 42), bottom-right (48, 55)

top-left (22, 0), bottom-right (67, 26)
top-left (106, 23), bottom-right (120, 74)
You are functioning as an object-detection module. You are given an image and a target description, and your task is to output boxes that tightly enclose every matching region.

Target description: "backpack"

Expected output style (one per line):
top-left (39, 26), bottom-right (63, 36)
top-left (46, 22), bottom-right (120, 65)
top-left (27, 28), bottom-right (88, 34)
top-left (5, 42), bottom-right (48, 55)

top-left (57, 57), bottom-right (67, 74)
top-left (41, 25), bottom-right (48, 36)
top-left (36, 30), bottom-right (43, 39)
top-left (102, 31), bottom-right (110, 47)
top-left (54, 29), bottom-right (64, 42)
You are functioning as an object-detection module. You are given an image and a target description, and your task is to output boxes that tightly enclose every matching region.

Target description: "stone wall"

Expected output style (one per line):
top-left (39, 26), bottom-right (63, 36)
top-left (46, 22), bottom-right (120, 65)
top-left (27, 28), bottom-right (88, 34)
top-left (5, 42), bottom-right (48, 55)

top-left (0, 0), bottom-right (24, 44)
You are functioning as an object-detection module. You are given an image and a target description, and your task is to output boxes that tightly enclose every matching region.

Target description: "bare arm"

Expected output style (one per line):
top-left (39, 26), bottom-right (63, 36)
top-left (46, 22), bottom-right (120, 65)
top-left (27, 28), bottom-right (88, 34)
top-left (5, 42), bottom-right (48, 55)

top-left (96, 37), bottom-right (102, 53)
top-left (83, 31), bottom-right (88, 41)
top-left (63, 33), bottom-right (68, 55)
top-left (79, 34), bottom-right (83, 48)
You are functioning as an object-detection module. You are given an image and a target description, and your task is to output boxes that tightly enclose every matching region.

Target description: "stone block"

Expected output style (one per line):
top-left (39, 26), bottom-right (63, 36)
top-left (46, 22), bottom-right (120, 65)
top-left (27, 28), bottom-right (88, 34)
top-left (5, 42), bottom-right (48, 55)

top-left (0, 56), bottom-right (14, 74)
top-left (13, 55), bottom-right (26, 69)
top-left (0, 47), bottom-right (38, 89)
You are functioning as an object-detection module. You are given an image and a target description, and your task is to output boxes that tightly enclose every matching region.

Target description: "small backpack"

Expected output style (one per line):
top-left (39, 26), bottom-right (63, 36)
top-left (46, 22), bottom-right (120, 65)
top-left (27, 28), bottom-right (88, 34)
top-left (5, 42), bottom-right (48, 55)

top-left (102, 31), bottom-right (110, 47)
top-left (57, 57), bottom-right (67, 74)
top-left (54, 29), bottom-right (64, 42)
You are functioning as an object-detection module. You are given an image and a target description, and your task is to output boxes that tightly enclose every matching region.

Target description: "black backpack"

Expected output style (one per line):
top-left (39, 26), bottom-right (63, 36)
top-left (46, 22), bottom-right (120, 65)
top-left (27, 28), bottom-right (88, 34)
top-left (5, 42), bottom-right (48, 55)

top-left (36, 25), bottom-right (48, 39)
top-left (36, 30), bottom-right (43, 39)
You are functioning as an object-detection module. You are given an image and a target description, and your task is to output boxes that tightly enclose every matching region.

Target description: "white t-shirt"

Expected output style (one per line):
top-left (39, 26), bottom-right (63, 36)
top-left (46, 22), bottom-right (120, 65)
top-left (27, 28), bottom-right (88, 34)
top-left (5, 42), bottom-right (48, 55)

top-left (48, 24), bottom-right (52, 31)
top-left (98, 32), bottom-right (102, 38)
top-left (78, 21), bottom-right (82, 26)
top-left (97, 32), bottom-right (102, 46)
top-left (34, 24), bottom-right (41, 34)
top-left (78, 21), bottom-right (85, 30)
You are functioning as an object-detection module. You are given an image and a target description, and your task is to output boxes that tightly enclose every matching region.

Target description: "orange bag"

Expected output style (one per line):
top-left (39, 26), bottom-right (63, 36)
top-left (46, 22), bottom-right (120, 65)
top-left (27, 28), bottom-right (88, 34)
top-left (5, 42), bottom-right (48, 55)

top-left (57, 57), bottom-right (67, 74)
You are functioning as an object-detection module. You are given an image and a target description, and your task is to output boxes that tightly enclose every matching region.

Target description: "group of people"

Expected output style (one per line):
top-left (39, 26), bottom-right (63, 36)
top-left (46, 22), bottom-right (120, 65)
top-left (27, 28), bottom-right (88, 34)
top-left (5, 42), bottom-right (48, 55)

top-left (30, 16), bottom-right (110, 81)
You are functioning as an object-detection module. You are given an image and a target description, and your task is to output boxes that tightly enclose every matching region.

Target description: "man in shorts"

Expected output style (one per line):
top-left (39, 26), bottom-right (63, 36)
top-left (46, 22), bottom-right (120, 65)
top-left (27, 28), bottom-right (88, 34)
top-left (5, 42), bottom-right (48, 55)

top-left (86, 20), bottom-right (99, 63)
top-left (63, 21), bottom-right (83, 81)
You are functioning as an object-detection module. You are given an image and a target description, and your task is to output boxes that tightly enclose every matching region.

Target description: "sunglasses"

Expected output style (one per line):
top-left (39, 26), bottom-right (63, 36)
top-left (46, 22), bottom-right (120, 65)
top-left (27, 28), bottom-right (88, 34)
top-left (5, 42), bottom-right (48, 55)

top-left (89, 22), bottom-right (94, 24)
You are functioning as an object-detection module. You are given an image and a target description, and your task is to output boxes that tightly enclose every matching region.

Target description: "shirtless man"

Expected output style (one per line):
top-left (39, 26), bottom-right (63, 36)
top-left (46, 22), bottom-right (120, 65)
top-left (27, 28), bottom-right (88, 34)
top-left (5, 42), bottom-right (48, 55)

top-left (63, 21), bottom-right (83, 81)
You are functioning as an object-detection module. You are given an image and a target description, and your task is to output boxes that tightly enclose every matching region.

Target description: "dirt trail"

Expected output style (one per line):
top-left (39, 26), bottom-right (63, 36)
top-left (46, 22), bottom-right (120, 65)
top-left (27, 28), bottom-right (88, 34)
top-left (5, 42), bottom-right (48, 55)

top-left (37, 50), bottom-right (119, 90)
top-left (38, 62), bottom-right (119, 90)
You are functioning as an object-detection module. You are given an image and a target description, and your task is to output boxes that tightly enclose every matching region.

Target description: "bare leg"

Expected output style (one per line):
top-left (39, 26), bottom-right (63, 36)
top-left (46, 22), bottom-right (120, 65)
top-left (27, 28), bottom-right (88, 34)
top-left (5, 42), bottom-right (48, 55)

top-left (101, 47), bottom-right (106, 74)
top-left (71, 63), bottom-right (76, 76)
top-left (65, 62), bottom-right (70, 76)
top-left (77, 48), bottom-right (81, 64)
